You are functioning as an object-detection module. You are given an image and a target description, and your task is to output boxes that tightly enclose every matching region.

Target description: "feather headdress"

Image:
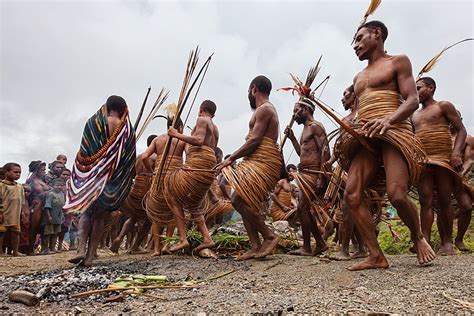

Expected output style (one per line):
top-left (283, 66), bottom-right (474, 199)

top-left (352, 0), bottom-right (382, 44)
top-left (278, 55), bottom-right (323, 111)
top-left (416, 38), bottom-right (473, 80)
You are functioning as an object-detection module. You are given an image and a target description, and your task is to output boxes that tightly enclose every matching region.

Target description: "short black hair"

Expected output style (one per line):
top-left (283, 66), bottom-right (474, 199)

top-left (358, 20), bottom-right (388, 42)
top-left (3, 162), bottom-right (21, 172)
top-left (250, 75), bottom-right (272, 95)
top-left (200, 100), bottom-right (217, 116)
top-left (147, 134), bottom-right (157, 147)
top-left (29, 160), bottom-right (46, 173)
top-left (347, 85), bottom-right (354, 93)
top-left (61, 168), bottom-right (71, 175)
top-left (215, 147), bottom-right (223, 157)
top-left (106, 95), bottom-right (127, 117)
top-left (417, 77), bottom-right (437, 93)
top-left (286, 164), bottom-right (297, 172)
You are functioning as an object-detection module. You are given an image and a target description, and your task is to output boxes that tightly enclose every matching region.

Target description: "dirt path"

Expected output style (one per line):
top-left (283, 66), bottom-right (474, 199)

top-left (1, 251), bottom-right (473, 313)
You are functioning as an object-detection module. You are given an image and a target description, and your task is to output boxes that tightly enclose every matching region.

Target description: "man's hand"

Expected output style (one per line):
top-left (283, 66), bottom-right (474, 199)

top-left (168, 127), bottom-right (179, 138)
top-left (215, 157), bottom-right (233, 173)
top-left (451, 154), bottom-right (463, 170)
top-left (285, 126), bottom-right (295, 140)
top-left (362, 117), bottom-right (392, 138)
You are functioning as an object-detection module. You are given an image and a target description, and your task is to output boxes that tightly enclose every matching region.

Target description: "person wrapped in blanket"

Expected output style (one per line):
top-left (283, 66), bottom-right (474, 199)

top-left (64, 95), bottom-right (136, 267)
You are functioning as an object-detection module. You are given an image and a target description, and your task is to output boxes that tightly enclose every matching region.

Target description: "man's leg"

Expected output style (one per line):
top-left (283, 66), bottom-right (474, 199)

top-left (418, 170), bottom-right (435, 244)
top-left (289, 196), bottom-right (313, 256)
top-left (68, 212), bottom-right (92, 263)
top-left (168, 200), bottom-right (189, 252)
top-left (10, 231), bottom-right (24, 256)
top-left (110, 216), bottom-right (137, 253)
top-left (344, 148), bottom-right (387, 271)
top-left (434, 168), bottom-right (455, 255)
top-left (455, 188), bottom-right (472, 251)
top-left (191, 211), bottom-right (215, 252)
top-left (50, 232), bottom-right (58, 253)
top-left (382, 143), bottom-right (436, 265)
top-left (83, 210), bottom-right (106, 267)
top-left (129, 219), bottom-right (151, 254)
top-left (232, 194), bottom-right (263, 260)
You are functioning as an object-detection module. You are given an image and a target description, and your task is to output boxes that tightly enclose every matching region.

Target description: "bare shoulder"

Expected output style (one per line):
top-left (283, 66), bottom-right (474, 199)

top-left (437, 100), bottom-right (456, 110)
top-left (310, 121), bottom-right (326, 135)
top-left (391, 54), bottom-right (413, 71)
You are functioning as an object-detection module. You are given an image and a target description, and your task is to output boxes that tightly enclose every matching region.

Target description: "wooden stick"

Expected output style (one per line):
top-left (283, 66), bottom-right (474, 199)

top-left (71, 284), bottom-right (199, 298)
top-left (134, 86), bottom-right (151, 132)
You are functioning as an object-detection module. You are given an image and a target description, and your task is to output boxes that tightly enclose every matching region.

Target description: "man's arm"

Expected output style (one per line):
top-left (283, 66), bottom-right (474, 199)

top-left (461, 136), bottom-right (474, 177)
top-left (217, 175), bottom-right (231, 201)
top-left (312, 124), bottom-right (329, 166)
top-left (285, 126), bottom-right (301, 156)
top-left (168, 117), bottom-right (207, 146)
top-left (141, 139), bottom-right (157, 172)
top-left (270, 182), bottom-right (289, 212)
top-left (441, 101), bottom-right (467, 169)
top-left (227, 106), bottom-right (271, 162)
top-left (364, 55), bottom-right (419, 137)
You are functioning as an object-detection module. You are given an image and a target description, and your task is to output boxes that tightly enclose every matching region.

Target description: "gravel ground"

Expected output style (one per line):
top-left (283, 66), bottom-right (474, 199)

top-left (0, 250), bottom-right (473, 314)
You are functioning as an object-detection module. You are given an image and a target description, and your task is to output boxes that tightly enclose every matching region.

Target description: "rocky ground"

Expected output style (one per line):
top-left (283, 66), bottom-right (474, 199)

top-left (0, 249), bottom-right (473, 314)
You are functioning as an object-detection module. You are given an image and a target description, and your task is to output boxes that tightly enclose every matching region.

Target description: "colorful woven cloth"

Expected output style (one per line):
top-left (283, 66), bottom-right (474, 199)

top-left (64, 105), bottom-right (136, 214)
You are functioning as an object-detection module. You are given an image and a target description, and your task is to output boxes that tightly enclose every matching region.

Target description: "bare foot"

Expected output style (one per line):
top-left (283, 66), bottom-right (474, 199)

top-left (194, 240), bottom-right (215, 253)
top-left (437, 243), bottom-right (456, 256)
top-left (351, 250), bottom-right (369, 259)
top-left (254, 236), bottom-right (279, 259)
top-left (82, 255), bottom-right (93, 267)
top-left (68, 253), bottom-right (85, 264)
top-left (330, 250), bottom-right (351, 261)
top-left (347, 255), bottom-right (389, 271)
top-left (414, 237), bottom-right (436, 265)
top-left (128, 247), bottom-right (147, 255)
top-left (161, 244), bottom-right (172, 255)
top-left (170, 240), bottom-right (190, 253)
top-left (235, 248), bottom-right (259, 261)
top-left (12, 252), bottom-right (26, 257)
top-left (455, 239), bottom-right (469, 252)
top-left (0, 252), bottom-right (7, 257)
top-left (151, 251), bottom-right (161, 257)
top-left (312, 243), bottom-right (329, 256)
top-left (109, 240), bottom-right (120, 254)
top-left (288, 248), bottom-right (312, 256)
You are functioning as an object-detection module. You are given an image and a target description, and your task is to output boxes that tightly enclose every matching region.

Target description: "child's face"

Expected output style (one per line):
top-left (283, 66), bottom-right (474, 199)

top-left (53, 183), bottom-right (64, 192)
top-left (60, 171), bottom-right (70, 182)
top-left (6, 166), bottom-right (21, 181)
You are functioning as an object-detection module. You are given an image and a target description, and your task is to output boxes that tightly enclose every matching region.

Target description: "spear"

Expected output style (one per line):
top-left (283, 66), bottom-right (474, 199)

top-left (312, 96), bottom-right (375, 154)
top-left (134, 86), bottom-right (151, 132)
top-left (151, 49), bottom-right (213, 190)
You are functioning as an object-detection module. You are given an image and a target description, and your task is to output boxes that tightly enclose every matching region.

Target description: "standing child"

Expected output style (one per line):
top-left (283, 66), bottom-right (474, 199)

top-left (0, 163), bottom-right (25, 256)
top-left (41, 178), bottom-right (65, 254)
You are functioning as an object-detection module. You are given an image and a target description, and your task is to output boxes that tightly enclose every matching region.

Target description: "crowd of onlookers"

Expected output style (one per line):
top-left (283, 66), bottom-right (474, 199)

top-left (0, 154), bottom-right (78, 256)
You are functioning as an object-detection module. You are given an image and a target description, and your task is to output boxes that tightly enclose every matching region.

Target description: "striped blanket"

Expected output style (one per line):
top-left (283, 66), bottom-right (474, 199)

top-left (64, 104), bottom-right (136, 214)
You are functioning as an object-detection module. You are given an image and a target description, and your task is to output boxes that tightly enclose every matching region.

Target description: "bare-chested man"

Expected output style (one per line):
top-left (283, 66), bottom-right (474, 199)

top-left (412, 77), bottom-right (466, 255)
top-left (165, 100), bottom-right (219, 253)
top-left (449, 113), bottom-right (473, 251)
top-left (285, 98), bottom-right (330, 256)
top-left (341, 20), bottom-right (435, 270)
top-left (66, 95), bottom-right (136, 266)
top-left (145, 118), bottom-right (185, 256)
top-left (329, 85), bottom-right (368, 260)
top-left (270, 166), bottom-right (296, 223)
top-left (217, 75), bottom-right (282, 260)
top-left (110, 134), bottom-right (158, 254)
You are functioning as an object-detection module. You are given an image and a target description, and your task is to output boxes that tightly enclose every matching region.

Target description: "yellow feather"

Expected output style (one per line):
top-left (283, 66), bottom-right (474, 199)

top-left (165, 103), bottom-right (178, 119)
top-left (365, 0), bottom-right (382, 17)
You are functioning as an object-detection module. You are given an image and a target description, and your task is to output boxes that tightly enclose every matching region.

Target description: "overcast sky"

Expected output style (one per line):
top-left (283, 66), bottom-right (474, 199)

top-left (1, 0), bottom-right (473, 182)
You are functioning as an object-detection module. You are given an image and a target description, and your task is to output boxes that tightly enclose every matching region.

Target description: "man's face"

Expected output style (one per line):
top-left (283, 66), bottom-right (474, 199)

top-left (37, 165), bottom-right (46, 178)
top-left (341, 89), bottom-right (355, 111)
top-left (416, 81), bottom-right (433, 103)
top-left (353, 27), bottom-right (377, 61)
top-left (248, 85), bottom-right (257, 110)
top-left (57, 155), bottom-right (67, 165)
top-left (53, 163), bottom-right (65, 176)
top-left (294, 103), bottom-right (307, 125)
top-left (6, 166), bottom-right (21, 181)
